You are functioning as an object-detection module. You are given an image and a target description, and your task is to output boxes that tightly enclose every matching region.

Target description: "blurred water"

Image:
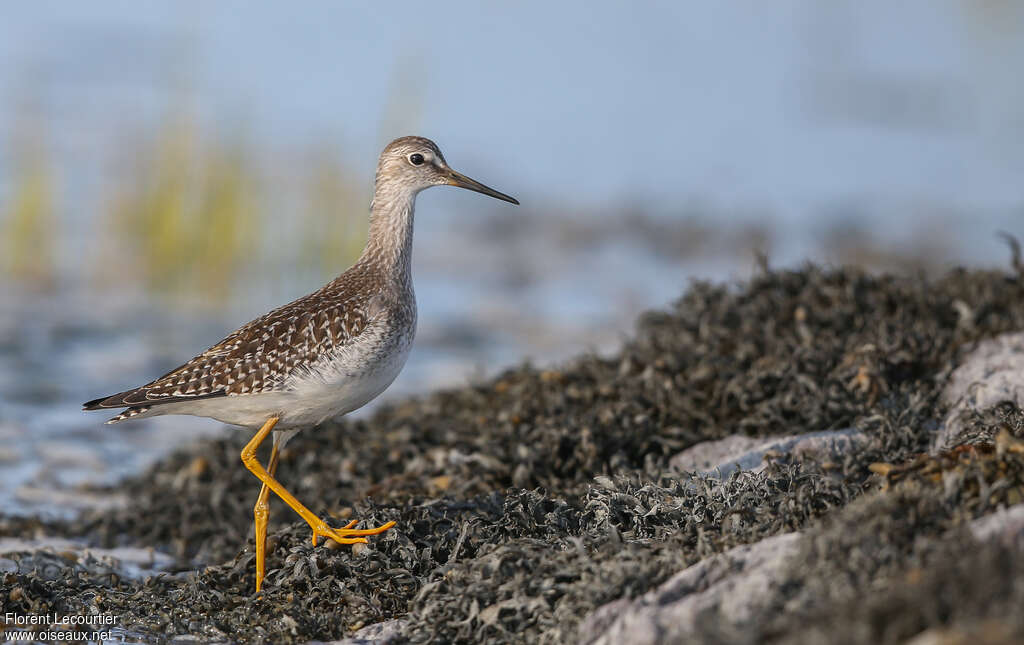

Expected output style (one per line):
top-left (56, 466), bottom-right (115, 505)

top-left (3, 1), bottom-right (1023, 209)
top-left (2, 1), bottom-right (1024, 516)
top-left (0, 226), bottom-right (721, 517)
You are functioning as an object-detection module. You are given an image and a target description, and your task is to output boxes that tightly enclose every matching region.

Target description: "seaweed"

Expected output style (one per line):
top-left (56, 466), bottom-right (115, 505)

top-left (4, 262), bottom-right (1024, 643)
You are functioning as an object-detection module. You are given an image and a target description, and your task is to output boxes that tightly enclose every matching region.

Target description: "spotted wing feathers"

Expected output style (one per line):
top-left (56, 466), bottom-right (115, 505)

top-left (84, 276), bottom-right (382, 419)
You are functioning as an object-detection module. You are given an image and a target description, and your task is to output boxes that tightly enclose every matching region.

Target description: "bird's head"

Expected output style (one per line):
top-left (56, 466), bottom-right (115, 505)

top-left (376, 136), bottom-right (519, 205)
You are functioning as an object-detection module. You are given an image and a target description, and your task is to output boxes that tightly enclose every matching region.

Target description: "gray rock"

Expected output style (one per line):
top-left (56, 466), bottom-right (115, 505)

top-left (320, 619), bottom-right (406, 645)
top-left (577, 532), bottom-right (802, 645)
top-left (968, 503), bottom-right (1024, 550)
top-left (670, 429), bottom-right (869, 479)
top-left (668, 435), bottom-right (765, 473)
top-left (936, 331), bottom-right (1024, 452)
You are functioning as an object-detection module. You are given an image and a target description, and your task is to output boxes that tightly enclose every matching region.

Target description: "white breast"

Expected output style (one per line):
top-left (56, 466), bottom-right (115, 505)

top-left (280, 317), bottom-right (415, 427)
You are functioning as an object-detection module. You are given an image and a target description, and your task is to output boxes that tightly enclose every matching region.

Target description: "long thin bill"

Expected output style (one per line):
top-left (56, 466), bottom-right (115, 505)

top-left (446, 169), bottom-right (519, 204)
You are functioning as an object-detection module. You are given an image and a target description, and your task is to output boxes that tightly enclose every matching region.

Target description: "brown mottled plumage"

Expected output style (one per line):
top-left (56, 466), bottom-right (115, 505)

top-left (84, 136), bottom-right (517, 428)
top-left (84, 267), bottom-right (384, 420)
top-left (83, 135), bottom-right (518, 593)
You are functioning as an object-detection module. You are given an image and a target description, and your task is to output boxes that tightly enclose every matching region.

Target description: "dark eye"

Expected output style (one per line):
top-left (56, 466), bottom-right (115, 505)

top-left (409, 153), bottom-right (425, 166)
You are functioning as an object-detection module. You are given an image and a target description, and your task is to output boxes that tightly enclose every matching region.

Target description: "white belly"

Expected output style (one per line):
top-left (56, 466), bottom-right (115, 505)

top-left (283, 323), bottom-right (414, 426)
top-left (152, 319), bottom-right (415, 429)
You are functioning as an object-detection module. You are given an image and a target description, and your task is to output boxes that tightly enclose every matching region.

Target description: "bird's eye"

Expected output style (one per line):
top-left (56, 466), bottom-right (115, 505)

top-left (408, 153), bottom-right (425, 166)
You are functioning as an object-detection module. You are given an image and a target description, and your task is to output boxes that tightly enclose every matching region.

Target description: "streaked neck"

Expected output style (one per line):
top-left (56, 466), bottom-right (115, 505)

top-left (358, 187), bottom-right (416, 286)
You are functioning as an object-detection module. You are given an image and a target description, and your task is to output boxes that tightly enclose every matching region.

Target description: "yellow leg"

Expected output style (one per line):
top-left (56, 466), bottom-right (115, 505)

top-left (241, 417), bottom-right (397, 591)
top-left (253, 441), bottom-right (281, 593)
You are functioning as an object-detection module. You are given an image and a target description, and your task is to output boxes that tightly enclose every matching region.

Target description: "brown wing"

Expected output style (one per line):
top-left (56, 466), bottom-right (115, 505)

top-left (84, 277), bottom-right (379, 411)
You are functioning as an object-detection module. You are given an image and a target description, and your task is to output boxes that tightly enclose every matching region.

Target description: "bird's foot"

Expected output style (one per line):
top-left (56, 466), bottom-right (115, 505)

top-left (310, 518), bottom-right (397, 547)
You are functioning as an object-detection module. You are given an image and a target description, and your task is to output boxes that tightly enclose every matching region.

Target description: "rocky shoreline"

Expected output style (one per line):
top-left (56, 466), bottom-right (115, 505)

top-left (3, 262), bottom-right (1024, 644)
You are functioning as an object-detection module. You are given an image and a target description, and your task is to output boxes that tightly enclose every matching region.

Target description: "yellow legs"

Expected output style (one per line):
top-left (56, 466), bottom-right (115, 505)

top-left (252, 438), bottom-right (281, 593)
top-left (242, 416), bottom-right (397, 592)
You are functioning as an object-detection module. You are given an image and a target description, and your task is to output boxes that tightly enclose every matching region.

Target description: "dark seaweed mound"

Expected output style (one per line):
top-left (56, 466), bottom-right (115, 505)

top-left (3, 263), bottom-right (1024, 644)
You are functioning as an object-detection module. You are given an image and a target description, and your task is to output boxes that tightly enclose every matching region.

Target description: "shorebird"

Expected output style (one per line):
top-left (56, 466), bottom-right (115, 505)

top-left (84, 136), bottom-right (519, 592)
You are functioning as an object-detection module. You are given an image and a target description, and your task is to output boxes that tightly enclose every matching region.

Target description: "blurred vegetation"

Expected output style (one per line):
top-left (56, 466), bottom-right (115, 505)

top-left (2, 121), bottom-right (55, 289)
top-left (0, 111), bottom-right (371, 302)
top-left (86, 111), bottom-right (369, 302)
top-left (101, 113), bottom-right (259, 299)
top-left (0, 74), bottom-right (426, 302)
top-left (300, 146), bottom-right (367, 281)
top-left (0, 65), bottom-right (970, 306)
